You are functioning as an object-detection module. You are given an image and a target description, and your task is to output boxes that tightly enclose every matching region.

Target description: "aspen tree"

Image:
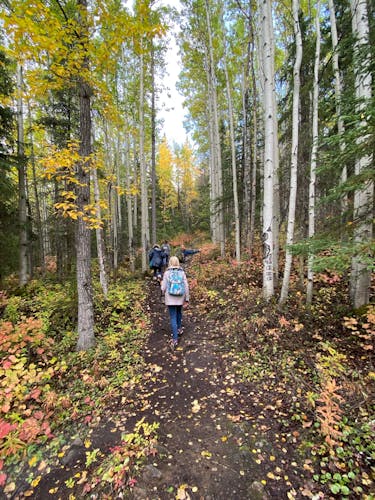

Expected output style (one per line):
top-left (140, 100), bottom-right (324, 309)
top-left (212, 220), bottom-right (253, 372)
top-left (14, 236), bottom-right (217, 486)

top-left (349, 0), bottom-right (373, 308)
top-left (92, 165), bottom-right (108, 298)
top-left (16, 64), bottom-right (28, 286)
top-left (307, 1), bottom-right (321, 306)
top-left (220, 2), bottom-right (241, 261)
top-left (279, 0), bottom-right (302, 305)
top-left (139, 43), bottom-right (150, 272)
top-left (205, 0), bottom-right (225, 256)
top-left (328, 0), bottom-right (347, 217)
top-left (258, 0), bottom-right (275, 299)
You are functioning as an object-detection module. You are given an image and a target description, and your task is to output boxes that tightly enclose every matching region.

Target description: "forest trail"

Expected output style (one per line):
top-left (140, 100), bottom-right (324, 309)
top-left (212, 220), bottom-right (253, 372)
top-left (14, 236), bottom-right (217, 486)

top-left (26, 269), bottom-right (315, 500)
top-left (129, 279), bottom-right (267, 499)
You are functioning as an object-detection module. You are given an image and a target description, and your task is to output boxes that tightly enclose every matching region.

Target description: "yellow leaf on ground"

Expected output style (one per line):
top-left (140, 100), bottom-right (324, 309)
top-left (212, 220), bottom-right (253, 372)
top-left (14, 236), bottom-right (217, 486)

top-left (191, 400), bottom-right (201, 413)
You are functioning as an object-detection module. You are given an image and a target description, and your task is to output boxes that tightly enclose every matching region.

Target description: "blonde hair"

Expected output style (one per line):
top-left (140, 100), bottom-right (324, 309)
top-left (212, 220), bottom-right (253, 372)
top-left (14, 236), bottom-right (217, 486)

top-left (169, 256), bottom-right (180, 268)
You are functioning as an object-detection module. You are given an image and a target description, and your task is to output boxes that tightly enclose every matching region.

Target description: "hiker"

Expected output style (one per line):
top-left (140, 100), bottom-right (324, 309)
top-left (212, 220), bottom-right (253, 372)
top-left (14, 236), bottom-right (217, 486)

top-left (148, 244), bottom-right (165, 281)
top-left (178, 244), bottom-right (200, 264)
top-left (161, 256), bottom-right (190, 350)
top-left (161, 240), bottom-right (171, 270)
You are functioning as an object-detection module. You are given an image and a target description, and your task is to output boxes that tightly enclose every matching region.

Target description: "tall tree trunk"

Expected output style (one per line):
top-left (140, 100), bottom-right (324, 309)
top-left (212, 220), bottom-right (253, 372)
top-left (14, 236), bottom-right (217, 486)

top-left (27, 102), bottom-right (45, 273)
top-left (307, 0), bottom-right (321, 306)
top-left (203, 53), bottom-right (216, 242)
top-left (115, 135), bottom-right (122, 259)
top-left (151, 43), bottom-right (157, 246)
top-left (139, 45), bottom-right (150, 272)
top-left (270, 11), bottom-right (280, 284)
top-left (76, 0), bottom-right (94, 351)
top-left (249, 35), bottom-right (258, 257)
top-left (241, 52), bottom-right (251, 250)
top-left (221, 6), bottom-right (240, 261)
top-left (125, 136), bottom-right (135, 272)
top-left (328, 0), bottom-right (347, 218)
top-left (349, 0), bottom-right (373, 308)
top-left (259, 0), bottom-right (275, 299)
top-left (279, 0), bottom-right (302, 305)
top-left (17, 64), bottom-right (28, 286)
top-left (92, 166), bottom-right (108, 298)
top-left (205, 0), bottom-right (224, 256)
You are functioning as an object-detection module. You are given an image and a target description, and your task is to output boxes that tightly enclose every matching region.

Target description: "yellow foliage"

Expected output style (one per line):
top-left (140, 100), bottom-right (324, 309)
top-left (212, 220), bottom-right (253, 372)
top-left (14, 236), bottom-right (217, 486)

top-left (156, 138), bottom-right (178, 221)
top-left (175, 142), bottom-right (198, 215)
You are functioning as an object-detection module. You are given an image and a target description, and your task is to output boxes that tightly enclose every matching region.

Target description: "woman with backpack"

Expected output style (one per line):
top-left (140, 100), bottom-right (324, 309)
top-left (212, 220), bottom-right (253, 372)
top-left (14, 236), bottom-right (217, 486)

top-left (161, 256), bottom-right (190, 350)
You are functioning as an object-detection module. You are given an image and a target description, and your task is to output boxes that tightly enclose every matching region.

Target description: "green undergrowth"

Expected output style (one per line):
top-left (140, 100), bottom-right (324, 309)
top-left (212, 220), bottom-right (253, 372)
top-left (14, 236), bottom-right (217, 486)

top-left (189, 254), bottom-right (375, 499)
top-left (0, 270), bottom-right (151, 494)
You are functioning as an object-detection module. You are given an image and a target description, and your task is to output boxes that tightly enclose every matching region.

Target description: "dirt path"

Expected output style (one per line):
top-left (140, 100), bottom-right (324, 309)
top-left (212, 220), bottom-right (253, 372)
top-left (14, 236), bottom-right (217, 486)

top-left (129, 281), bottom-right (269, 499)
top-left (28, 275), bottom-right (309, 499)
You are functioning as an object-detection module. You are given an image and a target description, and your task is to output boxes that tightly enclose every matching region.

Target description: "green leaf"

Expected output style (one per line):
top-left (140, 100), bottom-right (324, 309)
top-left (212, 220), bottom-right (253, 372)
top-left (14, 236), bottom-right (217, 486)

top-left (330, 483), bottom-right (341, 494)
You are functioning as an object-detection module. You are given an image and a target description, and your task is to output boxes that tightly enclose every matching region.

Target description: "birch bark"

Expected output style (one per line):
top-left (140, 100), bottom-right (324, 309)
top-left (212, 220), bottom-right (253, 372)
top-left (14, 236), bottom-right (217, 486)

top-left (17, 64), bottom-right (28, 286)
top-left (221, 6), bottom-right (240, 261)
top-left (92, 166), bottom-right (108, 298)
top-left (307, 1), bottom-right (321, 305)
top-left (349, 0), bottom-right (373, 308)
top-left (328, 0), bottom-right (347, 216)
top-left (139, 45), bottom-right (150, 272)
top-left (205, 0), bottom-right (224, 256)
top-left (279, 0), bottom-right (302, 304)
top-left (151, 44), bottom-right (157, 246)
top-left (259, 0), bottom-right (275, 299)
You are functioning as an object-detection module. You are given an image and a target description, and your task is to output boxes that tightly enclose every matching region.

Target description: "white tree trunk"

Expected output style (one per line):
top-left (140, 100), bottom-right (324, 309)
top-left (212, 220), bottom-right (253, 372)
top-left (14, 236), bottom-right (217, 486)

top-left (221, 9), bottom-right (240, 261)
top-left (270, 12), bottom-right (280, 283)
top-left (307, 1), bottom-right (321, 306)
top-left (349, 0), bottom-right (373, 308)
top-left (125, 136), bottom-right (135, 272)
top-left (328, 0), bottom-right (347, 216)
top-left (27, 102), bottom-right (45, 273)
top-left (279, 0), bottom-right (302, 304)
top-left (17, 64), bottom-right (28, 286)
top-left (92, 167), bottom-right (108, 298)
top-left (259, 0), bottom-right (275, 299)
top-left (139, 47), bottom-right (150, 272)
top-left (205, 0), bottom-right (225, 256)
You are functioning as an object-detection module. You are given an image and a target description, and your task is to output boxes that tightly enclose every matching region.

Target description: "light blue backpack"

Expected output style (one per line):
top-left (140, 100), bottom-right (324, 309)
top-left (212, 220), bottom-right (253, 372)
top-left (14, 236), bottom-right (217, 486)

top-left (167, 268), bottom-right (185, 296)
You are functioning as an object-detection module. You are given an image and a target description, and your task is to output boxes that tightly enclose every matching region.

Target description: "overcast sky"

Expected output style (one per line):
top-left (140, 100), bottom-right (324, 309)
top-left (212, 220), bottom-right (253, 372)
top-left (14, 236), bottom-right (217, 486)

top-left (158, 0), bottom-right (187, 146)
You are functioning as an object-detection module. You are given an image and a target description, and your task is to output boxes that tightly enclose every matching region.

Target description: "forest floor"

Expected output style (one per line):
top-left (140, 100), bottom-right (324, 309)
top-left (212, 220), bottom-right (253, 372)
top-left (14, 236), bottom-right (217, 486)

top-left (29, 273), bottom-right (312, 500)
top-left (2, 253), bottom-right (374, 500)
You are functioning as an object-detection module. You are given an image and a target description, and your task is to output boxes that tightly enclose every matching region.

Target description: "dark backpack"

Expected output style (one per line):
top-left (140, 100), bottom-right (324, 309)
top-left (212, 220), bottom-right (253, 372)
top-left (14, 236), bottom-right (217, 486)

top-left (167, 268), bottom-right (185, 296)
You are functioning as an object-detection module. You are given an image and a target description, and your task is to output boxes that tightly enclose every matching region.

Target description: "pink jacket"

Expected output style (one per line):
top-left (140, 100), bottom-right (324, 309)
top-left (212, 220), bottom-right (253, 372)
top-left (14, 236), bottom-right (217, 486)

top-left (161, 267), bottom-right (190, 306)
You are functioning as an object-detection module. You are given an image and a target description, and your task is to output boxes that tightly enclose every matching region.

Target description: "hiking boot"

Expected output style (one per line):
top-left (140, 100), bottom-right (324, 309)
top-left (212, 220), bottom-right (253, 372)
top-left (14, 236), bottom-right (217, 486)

top-left (178, 328), bottom-right (184, 337)
top-left (170, 339), bottom-right (178, 351)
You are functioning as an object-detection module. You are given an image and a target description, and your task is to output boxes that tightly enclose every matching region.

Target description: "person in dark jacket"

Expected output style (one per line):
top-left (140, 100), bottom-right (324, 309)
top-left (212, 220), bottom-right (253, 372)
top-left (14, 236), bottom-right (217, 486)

top-left (161, 240), bottom-right (171, 270)
top-left (148, 244), bottom-right (165, 280)
top-left (178, 245), bottom-right (200, 263)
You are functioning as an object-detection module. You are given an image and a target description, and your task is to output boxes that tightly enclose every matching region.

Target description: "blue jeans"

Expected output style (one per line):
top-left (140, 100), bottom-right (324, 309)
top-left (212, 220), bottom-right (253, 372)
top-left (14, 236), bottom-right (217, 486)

top-left (168, 305), bottom-right (182, 342)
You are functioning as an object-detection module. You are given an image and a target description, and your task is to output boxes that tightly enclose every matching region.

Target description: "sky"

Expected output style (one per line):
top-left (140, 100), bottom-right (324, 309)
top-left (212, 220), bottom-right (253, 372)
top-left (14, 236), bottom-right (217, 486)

top-left (125, 0), bottom-right (187, 146)
top-left (157, 0), bottom-right (188, 147)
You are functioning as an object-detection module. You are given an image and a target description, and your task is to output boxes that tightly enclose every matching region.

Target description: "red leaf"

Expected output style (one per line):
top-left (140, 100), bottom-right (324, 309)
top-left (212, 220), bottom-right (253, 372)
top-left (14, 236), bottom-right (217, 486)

top-left (0, 472), bottom-right (7, 487)
top-left (0, 420), bottom-right (16, 439)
